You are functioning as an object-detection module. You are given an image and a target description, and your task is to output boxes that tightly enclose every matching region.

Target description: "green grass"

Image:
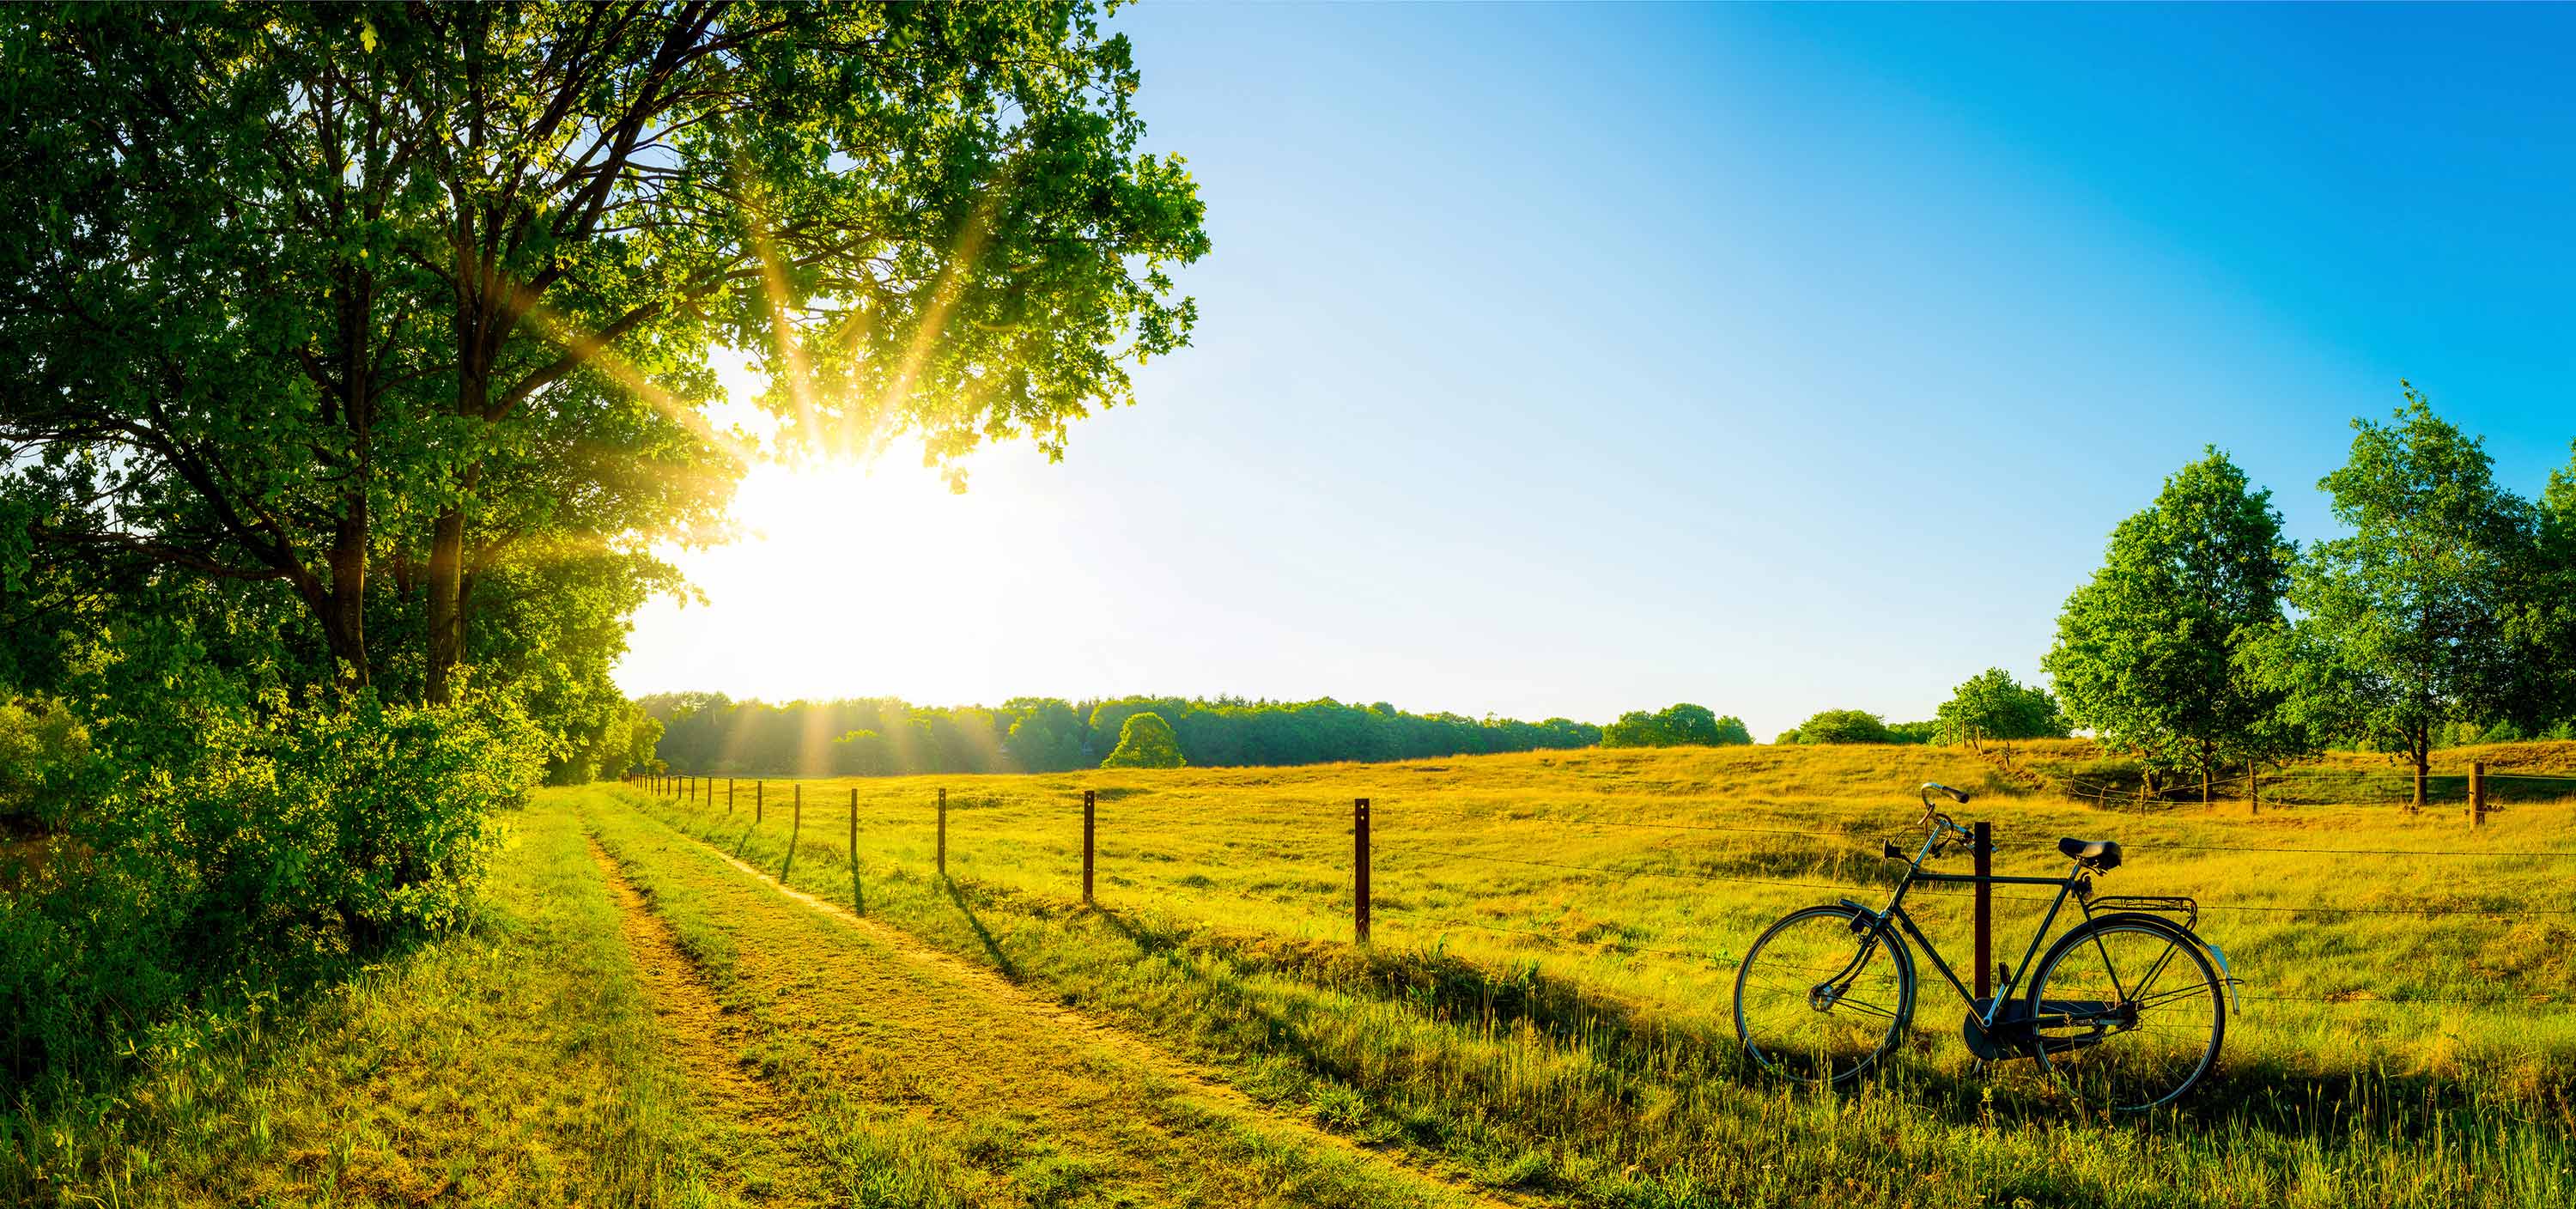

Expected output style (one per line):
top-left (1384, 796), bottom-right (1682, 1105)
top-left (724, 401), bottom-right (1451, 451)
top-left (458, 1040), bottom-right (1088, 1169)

top-left (15, 744), bottom-right (2571, 1206)
top-left (626, 743), bottom-right (2576, 1206)
top-left (0, 793), bottom-right (777, 1207)
top-left (576, 785), bottom-right (1482, 1208)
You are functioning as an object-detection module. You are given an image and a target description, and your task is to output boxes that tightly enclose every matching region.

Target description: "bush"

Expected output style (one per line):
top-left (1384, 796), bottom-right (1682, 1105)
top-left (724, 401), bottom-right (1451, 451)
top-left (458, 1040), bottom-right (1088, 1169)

top-left (0, 695), bottom-right (87, 832)
top-left (1, 688), bottom-right (543, 1084)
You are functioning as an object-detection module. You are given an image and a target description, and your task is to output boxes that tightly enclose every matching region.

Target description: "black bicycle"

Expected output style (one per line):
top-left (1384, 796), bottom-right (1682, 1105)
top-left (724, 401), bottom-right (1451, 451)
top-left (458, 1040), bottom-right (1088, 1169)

top-left (1733, 783), bottom-right (2236, 1111)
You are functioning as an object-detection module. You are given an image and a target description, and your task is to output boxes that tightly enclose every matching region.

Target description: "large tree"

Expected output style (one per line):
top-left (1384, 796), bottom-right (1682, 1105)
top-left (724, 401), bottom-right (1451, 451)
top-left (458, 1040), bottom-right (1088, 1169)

top-left (0, 2), bottom-right (1208, 702)
top-left (2044, 448), bottom-right (2297, 800)
top-left (2250, 390), bottom-right (2539, 808)
top-left (2507, 443), bottom-right (2576, 732)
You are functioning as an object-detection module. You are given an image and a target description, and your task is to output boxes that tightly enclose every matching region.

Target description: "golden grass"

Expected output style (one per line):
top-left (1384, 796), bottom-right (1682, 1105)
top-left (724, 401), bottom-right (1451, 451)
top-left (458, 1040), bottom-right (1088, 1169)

top-left (621, 743), bottom-right (2576, 1204)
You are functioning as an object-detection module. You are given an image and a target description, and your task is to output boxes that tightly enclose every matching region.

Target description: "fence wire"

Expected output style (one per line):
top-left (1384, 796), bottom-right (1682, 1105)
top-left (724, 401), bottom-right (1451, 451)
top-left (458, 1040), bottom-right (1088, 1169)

top-left (630, 774), bottom-right (2576, 1012)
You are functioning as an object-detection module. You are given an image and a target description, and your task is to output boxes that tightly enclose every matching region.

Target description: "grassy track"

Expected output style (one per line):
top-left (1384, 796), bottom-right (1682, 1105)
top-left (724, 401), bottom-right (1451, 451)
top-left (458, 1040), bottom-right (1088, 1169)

top-left (622, 744), bottom-right (2576, 1206)
top-left (577, 785), bottom-right (1494, 1208)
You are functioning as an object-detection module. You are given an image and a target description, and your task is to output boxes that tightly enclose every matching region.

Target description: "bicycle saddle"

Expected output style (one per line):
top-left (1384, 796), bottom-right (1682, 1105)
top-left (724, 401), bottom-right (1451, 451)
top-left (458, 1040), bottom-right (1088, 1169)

top-left (2057, 836), bottom-right (2123, 872)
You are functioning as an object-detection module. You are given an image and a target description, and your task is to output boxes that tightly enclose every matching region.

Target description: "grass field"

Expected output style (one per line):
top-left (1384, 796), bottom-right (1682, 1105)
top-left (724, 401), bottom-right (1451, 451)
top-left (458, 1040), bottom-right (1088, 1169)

top-left (613, 742), bottom-right (2576, 1206)
top-left (12, 743), bottom-right (2573, 1206)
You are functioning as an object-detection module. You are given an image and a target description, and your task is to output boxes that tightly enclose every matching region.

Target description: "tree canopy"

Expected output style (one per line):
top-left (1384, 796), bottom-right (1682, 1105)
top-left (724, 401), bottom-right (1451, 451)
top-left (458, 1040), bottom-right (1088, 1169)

top-left (645, 694), bottom-right (1603, 775)
top-left (2044, 448), bottom-right (2294, 793)
top-left (1780, 709), bottom-right (1896, 745)
top-left (0, 1), bottom-right (1206, 708)
top-left (2248, 390), bottom-right (2543, 802)
top-left (1600, 703), bottom-right (1753, 749)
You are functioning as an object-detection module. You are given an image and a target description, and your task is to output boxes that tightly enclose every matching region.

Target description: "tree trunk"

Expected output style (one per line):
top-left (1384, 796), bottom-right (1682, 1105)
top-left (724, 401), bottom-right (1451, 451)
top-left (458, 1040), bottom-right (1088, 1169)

top-left (2412, 751), bottom-right (2429, 814)
top-left (428, 324), bottom-right (491, 706)
top-left (426, 508), bottom-right (463, 704)
top-left (322, 529), bottom-right (368, 689)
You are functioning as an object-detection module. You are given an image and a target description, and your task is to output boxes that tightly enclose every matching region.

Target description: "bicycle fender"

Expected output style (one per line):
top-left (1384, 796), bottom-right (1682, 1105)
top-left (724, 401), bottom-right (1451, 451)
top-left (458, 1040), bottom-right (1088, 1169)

top-left (2202, 941), bottom-right (2241, 1013)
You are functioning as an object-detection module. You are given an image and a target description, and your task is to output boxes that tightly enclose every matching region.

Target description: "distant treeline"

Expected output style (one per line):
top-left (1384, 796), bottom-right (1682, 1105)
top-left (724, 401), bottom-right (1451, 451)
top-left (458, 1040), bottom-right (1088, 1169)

top-left (637, 693), bottom-right (1604, 775)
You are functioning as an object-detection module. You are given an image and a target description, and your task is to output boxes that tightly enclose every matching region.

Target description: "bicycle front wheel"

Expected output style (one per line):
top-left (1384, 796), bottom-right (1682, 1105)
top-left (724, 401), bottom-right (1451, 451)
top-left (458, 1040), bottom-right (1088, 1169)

top-left (2026, 915), bottom-right (2225, 1111)
top-left (1734, 904), bottom-right (1914, 1085)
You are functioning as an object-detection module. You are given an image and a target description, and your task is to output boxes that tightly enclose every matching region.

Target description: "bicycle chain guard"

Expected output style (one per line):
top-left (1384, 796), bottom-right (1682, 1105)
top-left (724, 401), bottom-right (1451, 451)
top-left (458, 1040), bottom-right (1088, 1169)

top-left (1963, 997), bottom-right (2040, 1062)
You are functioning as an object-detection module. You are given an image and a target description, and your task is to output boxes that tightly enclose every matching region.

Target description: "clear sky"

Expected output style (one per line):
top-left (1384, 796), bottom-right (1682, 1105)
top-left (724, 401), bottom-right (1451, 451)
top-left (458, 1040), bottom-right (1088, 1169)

top-left (614, 2), bottom-right (2576, 741)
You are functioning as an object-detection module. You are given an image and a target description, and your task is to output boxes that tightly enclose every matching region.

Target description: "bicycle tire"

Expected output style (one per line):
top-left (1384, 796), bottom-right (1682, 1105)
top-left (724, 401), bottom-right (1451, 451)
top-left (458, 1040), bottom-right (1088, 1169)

top-left (2024, 914), bottom-right (2225, 1111)
top-left (1734, 904), bottom-right (1915, 1085)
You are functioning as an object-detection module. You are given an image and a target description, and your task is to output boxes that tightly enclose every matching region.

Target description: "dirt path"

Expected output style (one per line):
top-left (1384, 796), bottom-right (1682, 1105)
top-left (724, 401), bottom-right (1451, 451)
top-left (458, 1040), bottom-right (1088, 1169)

top-left (685, 834), bottom-right (1522, 1209)
top-left (587, 841), bottom-right (831, 1207)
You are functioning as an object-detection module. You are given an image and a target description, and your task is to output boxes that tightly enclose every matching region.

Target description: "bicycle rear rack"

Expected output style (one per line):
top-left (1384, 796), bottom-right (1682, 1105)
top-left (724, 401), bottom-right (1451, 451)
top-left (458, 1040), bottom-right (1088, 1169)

top-left (2085, 895), bottom-right (2244, 1012)
top-left (2086, 894), bottom-right (2201, 934)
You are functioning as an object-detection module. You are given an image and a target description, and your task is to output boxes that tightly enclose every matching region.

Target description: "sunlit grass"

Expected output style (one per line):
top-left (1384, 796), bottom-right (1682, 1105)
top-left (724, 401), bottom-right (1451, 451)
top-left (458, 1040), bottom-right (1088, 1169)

top-left (623, 743), bottom-right (2576, 1206)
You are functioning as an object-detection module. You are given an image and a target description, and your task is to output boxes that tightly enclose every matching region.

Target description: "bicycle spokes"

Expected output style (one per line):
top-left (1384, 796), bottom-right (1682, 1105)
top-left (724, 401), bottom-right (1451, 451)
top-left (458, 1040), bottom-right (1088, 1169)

top-left (1735, 907), bottom-right (1912, 1084)
top-left (2029, 920), bottom-right (2224, 1111)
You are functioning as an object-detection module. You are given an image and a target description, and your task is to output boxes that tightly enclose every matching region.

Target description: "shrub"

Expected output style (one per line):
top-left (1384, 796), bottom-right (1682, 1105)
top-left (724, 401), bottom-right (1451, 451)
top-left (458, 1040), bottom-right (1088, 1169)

top-left (0, 688), bottom-right (544, 1084)
top-left (0, 695), bottom-right (87, 832)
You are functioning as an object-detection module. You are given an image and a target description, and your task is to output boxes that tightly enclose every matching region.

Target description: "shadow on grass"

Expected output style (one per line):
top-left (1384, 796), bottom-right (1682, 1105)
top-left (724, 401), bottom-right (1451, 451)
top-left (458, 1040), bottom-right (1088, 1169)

top-left (1080, 896), bottom-right (2560, 1150)
top-left (940, 877), bottom-right (1023, 981)
top-left (629, 787), bottom-right (2567, 1157)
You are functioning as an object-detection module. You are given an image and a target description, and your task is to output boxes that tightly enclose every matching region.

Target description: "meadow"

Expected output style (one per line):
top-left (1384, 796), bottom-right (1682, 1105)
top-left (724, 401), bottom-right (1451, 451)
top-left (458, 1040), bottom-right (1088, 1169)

top-left (14, 743), bottom-right (2573, 1207)
top-left (614, 741), bottom-right (2576, 1206)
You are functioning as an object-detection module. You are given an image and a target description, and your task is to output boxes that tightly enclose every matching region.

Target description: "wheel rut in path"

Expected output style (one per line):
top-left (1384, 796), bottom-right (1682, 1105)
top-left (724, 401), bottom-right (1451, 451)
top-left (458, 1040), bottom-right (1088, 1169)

top-left (587, 839), bottom-right (829, 1207)
top-left (675, 820), bottom-right (1524, 1209)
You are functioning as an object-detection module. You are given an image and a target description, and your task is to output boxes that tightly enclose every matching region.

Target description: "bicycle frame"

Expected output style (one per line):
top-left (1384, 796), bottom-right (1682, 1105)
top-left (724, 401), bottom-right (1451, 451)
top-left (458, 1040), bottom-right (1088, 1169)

top-left (1832, 827), bottom-right (2098, 1039)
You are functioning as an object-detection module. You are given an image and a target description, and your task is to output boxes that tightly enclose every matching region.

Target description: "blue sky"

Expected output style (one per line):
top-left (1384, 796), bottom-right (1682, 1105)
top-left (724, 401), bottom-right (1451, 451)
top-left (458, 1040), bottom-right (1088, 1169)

top-left (615, 3), bottom-right (2576, 740)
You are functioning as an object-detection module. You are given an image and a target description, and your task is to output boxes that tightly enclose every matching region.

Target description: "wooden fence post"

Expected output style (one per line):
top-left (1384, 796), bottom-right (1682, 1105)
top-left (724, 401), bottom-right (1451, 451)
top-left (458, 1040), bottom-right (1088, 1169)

top-left (727, 778), bottom-right (735, 814)
top-left (1973, 821), bottom-right (1992, 1001)
top-left (756, 780), bottom-right (764, 823)
top-left (849, 787), bottom-right (862, 914)
top-left (937, 787), bottom-right (947, 878)
top-left (784, 784), bottom-right (800, 881)
top-left (2249, 761), bottom-right (2259, 817)
top-left (2470, 761), bottom-right (2487, 828)
top-left (1082, 788), bottom-right (1097, 907)
top-left (1353, 798), bottom-right (1371, 946)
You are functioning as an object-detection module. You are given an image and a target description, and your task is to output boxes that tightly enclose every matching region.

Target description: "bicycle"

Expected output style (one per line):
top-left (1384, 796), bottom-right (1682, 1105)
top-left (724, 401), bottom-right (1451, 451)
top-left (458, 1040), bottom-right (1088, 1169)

top-left (1732, 782), bottom-right (2238, 1111)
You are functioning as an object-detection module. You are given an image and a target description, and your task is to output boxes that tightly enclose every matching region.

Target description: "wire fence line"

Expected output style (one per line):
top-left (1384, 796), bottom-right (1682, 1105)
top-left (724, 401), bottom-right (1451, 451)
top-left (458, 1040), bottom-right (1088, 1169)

top-left (627, 772), bottom-right (2574, 1013)
top-left (1430, 848), bottom-right (2576, 917)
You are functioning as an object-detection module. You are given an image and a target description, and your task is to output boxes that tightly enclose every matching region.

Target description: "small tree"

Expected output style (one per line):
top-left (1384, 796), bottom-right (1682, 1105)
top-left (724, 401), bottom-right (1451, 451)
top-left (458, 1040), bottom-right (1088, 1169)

top-left (2044, 448), bottom-right (2300, 799)
top-left (1100, 711), bottom-right (1186, 769)
top-left (2251, 390), bottom-right (2539, 808)
top-left (1935, 669), bottom-right (2070, 759)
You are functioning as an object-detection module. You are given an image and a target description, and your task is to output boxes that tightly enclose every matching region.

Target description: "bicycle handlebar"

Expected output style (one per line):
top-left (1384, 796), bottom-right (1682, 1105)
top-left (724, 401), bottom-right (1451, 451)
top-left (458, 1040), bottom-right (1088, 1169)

top-left (1911, 784), bottom-right (1982, 854)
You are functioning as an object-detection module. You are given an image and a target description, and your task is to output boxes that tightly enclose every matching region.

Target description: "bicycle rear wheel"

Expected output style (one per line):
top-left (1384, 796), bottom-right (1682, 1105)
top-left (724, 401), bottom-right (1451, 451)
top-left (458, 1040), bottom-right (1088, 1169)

top-left (2026, 915), bottom-right (2224, 1111)
top-left (1734, 904), bottom-right (1914, 1084)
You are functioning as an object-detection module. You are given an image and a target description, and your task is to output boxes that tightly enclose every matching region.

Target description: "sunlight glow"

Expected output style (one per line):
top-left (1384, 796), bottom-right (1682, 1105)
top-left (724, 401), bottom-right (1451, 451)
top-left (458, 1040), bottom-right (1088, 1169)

top-left (614, 436), bottom-right (1121, 708)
